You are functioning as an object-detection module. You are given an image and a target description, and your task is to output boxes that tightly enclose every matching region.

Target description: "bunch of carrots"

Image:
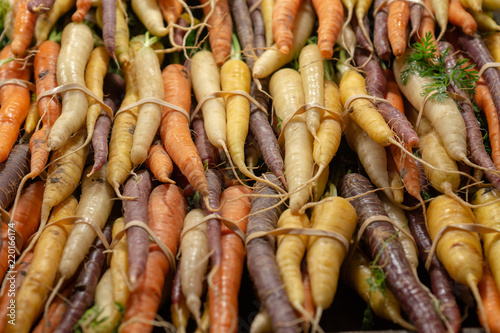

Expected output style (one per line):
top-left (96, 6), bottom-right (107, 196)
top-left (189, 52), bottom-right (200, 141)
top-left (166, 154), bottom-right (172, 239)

top-left (3, 0), bottom-right (500, 332)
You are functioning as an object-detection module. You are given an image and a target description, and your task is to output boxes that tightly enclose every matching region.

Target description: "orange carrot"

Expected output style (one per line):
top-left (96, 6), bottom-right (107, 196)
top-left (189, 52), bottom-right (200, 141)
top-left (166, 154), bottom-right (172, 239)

top-left (417, 0), bottom-right (437, 46)
top-left (158, 0), bottom-right (183, 25)
top-left (449, 0), bottom-right (477, 35)
top-left (475, 79), bottom-right (500, 169)
top-left (11, 0), bottom-right (36, 57)
top-left (200, 0), bottom-right (233, 66)
top-left (389, 143), bottom-right (422, 202)
top-left (272, 0), bottom-right (302, 55)
top-left (160, 64), bottom-right (209, 198)
top-left (312, 0), bottom-right (343, 58)
top-left (479, 263), bottom-right (500, 333)
top-left (384, 69), bottom-right (405, 114)
top-left (0, 45), bottom-right (31, 163)
top-left (29, 40), bottom-right (61, 179)
top-left (387, 0), bottom-right (410, 58)
top-left (120, 184), bottom-right (188, 333)
top-left (72, 0), bottom-right (92, 22)
top-left (146, 143), bottom-right (175, 184)
top-left (209, 185), bottom-right (252, 333)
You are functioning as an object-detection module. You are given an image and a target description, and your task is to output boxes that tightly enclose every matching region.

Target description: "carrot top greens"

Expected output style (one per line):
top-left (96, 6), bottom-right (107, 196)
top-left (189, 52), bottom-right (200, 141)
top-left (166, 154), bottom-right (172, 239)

top-left (400, 32), bottom-right (478, 103)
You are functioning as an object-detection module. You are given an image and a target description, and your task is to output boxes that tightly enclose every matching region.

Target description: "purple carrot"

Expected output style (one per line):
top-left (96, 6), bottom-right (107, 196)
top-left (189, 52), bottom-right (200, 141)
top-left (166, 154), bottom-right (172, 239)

top-left (415, 159), bottom-right (430, 193)
top-left (338, 173), bottom-right (447, 333)
top-left (373, 0), bottom-right (392, 61)
top-left (0, 143), bottom-right (30, 210)
top-left (247, 0), bottom-right (266, 57)
top-left (458, 33), bottom-right (500, 120)
top-left (201, 168), bottom-right (223, 269)
top-left (439, 40), bottom-right (500, 190)
top-left (193, 112), bottom-right (219, 168)
top-left (27, 0), bottom-right (55, 14)
top-left (123, 169), bottom-right (153, 287)
top-left (352, 16), bottom-right (373, 52)
top-left (246, 173), bottom-right (300, 333)
top-left (409, 2), bottom-right (423, 39)
top-left (406, 203), bottom-right (462, 333)
top-left (53, 222), bottom-right (113, 333)
top-left (229, 0), bottom-right (256, 70)
top-left (102, 0), bottom-right (117, 64)
top-left (249, 79), bottom-right (287, 189)
top-left (354, 48), bottom-right (420, 148)
top-left (174, 16), bottom-right (189, 47)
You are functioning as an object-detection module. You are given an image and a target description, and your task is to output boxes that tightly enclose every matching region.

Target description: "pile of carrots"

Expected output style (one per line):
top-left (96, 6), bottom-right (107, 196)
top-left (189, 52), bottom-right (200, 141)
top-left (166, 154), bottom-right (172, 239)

top-left (4, 0), bottom-right (500, 332)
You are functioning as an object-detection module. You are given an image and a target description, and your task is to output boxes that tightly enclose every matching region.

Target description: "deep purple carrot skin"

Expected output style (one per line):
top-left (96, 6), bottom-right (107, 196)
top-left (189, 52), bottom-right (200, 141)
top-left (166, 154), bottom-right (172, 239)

top-left (409, 2), bottom-right (423, 38)
top-left (171, 260), bottom-right (183, 305)
top-left (27, 0), bottom-right (55, 14)
top-left (338, 173), bottom-right (447, 333)
top-left (353, 16), bottom-right (373, 52)
top-left (439, 41), bottom-right (500, 190)
top-left (246, 173), bottom-right (300, 333)
top-left (229, 0), bottom-right (256, 70)
top-left (174, 16), bottom-right (189, 47)
top-left (416, 159), bottom-right (430, 193)
top-left (458, 33), bottom-right (500, 119)
top-left (373, 0), bottom-right (391, 61)
top-left (201, 168), bottom-right (223, 268)
top-left (354, 48), bottom-right (420, 148)
top-left (102, 0), bottom-right (117, 62)
top-left (247, 0), bottom-right (266, 57)
top-left (53, 223), bottom-right (113, 333)
top-left (405, 203), bottom-right (462, 333)
top-left (0, 143), bottom-right (30, 210)
top-left (192, 113), bottom-right (218, 168)
top-left (123, 169), bottom-right (153, 286)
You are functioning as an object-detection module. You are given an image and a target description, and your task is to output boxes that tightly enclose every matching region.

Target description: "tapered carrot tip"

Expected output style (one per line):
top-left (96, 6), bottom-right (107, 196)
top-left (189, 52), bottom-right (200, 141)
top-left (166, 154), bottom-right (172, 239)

top-left (279, 45), bottom-right (290, 55)
top-left (320, 48), bottom-right (333, 59)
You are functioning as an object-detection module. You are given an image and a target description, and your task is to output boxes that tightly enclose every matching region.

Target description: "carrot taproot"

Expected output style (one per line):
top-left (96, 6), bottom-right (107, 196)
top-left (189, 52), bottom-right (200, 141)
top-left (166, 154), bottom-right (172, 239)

top-left (96, 0), bottom-right (130, 65)
top-left (245, 133), bottom-right (261, 170)
top-left (373, 0), bottom-right (391, 60)
top-left (484, 32), bottom-right (500, 63)
top-left (229, 0), bottom-right (256, 69)
top-left (312, 0), bottom-right (343, 58)
top-left (417, 0), bottom-right (436, 45)
top-left (312, 163), bottom-right (329, 202)
top-left (384, 69), bottom-right (405, 113)
top-left (181, 208), bottom-right (209, 325)
top-left (5, 196), bottom-right (77, 333)
top-left (429, 0), bottom-right (448, 39)
top-left (387, 148), bottom-right (405, 204)
top-left (467, 9), bottom-right (500, 32)
top-left (24, 97), bottom-right (39, 135)
top-left (449, 0), bottom-right (477, 35)
top-left (120, 183), bottom-right (187, 333)
top-left (28, 40), bottom-right (61, 179)
top-left (247, 0), bottom-right (267, 56)
top-left (110, 217), bottom-right (129, 310)
top-left (192, 112), bottom-right (219, 168)
top-left (100, 0), bottom-right (117, 62)
top-left (0, 143), bottom-right (30, 210)
top-left (131, 0), bottom-right (169, 36)
top-left (250, 311), bottom-right (273, 333)
top-left (269, 68), bottom-right (313, 214)
top-left (27, 0), bottom-right (55, 13)
top-left (409, 1), bottom-right (423, 39)
top-left (158, 0), bottom-right (182, 25)
top-left (479, 263), bottom-right (500, 333)
top-left (172, 261), bottom-right (191, 333)
top-left (72, 0), bottom-right (91, 22)
top-left (48, 22), bottom-right (93, 151)
top-left (483, 0), bottom-right (500, 9)
top-left (460, 0), bottom-right (481, 12)
top-left (0, 45), bottom-right (31, 163)
top-left (202, 168), bottom-right (224, 272)
top-left (354, 0), bottom-right (372, 48)
top-left (388, 143), bottom-right (422, 202)
top-left (34, 0), bottom-right (76, 46)
top-left (209, 185), bottom-right (252, 333)
top-left (272, 0), bottom-right (301, 55)
top-left (200, 0), bottom-right (233, 66)
top-left (145, 143), bottom-right (175, 184)
top-left (261, 0), bottom-right (274, 47)
top-left (11, 0), bottom-right (36, 56)
top-left (387, 0), bottom-right (410, 57)
top-left (475, 81), bottom-right (500, 169)
top-left (352, 13), bottom-right (372, 52)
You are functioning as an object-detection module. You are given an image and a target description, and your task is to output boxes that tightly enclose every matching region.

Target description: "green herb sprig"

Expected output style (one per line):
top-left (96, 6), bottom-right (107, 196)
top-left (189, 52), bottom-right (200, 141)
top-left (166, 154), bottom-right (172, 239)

top-left (400, 32), bottom-right (478, 103)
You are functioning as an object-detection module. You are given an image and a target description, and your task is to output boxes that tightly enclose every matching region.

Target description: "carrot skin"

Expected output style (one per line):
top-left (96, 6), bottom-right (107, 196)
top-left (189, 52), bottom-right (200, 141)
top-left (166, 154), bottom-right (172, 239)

top-left (338, 173), bottom-right (447, 333)
top-left (202, 169), bottom-right (224, 269)
top-left (409, 2), bottom-right (422, 37)
top-left (12, 180), bottom-right (44, 248)
top-left (272, 0), bottom-right (302, 55)
top-left (353, 16), bottom-right (373, 52)
top-left (406, 204), bottom-right (462, 333)
top-left (102, 0), bottom-right (117, 60)
top-left (312, 0), bottom-right (344, 58)
top-left (72, 0), bottom-right (91, 22)
top-left (193, 113), bottom-right (219, 168)
top-left (475, 82), bottom-right (500, 169)
top-left (247, 0), bottom-right (267, 55)
top-left (229, 0), bottom-right (256, 70)
top-left (246, 173), bottom-right (300, 333)
top-left (11, 0), bottom-right (37, 57)
top-left (27, 0), bottom-right (55, 13)
top-left (479, 263), bottom-right (500, 333)
top-left (53, 223), bottom-right (113, 333)
top-left (373, 0), bottom-right (391, 61)
top-left (0, 143), bottom-right (30, 210)
top-left (91, 109), bottom-right (113, 174)
top-left (201, 0), bottom-right (233, 66)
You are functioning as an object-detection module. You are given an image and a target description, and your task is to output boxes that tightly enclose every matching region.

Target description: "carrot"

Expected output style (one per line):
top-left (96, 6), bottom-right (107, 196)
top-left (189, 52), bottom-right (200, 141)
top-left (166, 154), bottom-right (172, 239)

top-left (48, 22), bottom-right (93, 151)
top-left (312, 163), bottom-right (329, 202)
top-left (120, 183), bottom-right (187, 333)
top-left (172, 261), bottom-right (190, 333)
top-left (58, 164), bottom-right (115, 281)
top-left (341, 0), bottom-right (356, 33)
top-left (28, 40), bottom-right (61, 179)
top-left (387, 0), bottom-right (410, 57)
top-left (27, 0), bottom-right (55, 13)
top-left (0, 45), bottom-right (31, 163)
top-left (192, 112), bottom-right (219, 168)
top-left (386, 148), bottom-right (404, 204)
top-left (249, 0), bottom-right (267, 56)
top-left (146, 143), bottom-right (175, 184)
top-left (131, 0), bottom-right (169, 36)
top-left (460, 0), bottom-right (482, 11)
top-left (484, 33), bottom-right (500, 63)
top-left (429, 0), bottom-right (448, 40)
top-left (253, 0), bottom-right (315, 78)
top-left (158, 0), bottom-right (182, 25)
top-left (354, 0), bottom-right (372, 48)
top-left (11, 0), bottom-right (36, 56)
top-left (96, 0), bottom-right (130, 65)
top-left (110, 217), bottom-right (129, 311)
top-left (475, 81), bottom-right (500, 169)
top-left (0, 143), bottom-right (30, 210)
top-left (250, 311), bottom-right (273, 333)
top-left (449, 0), bottom-right (477, 35)
top-left (384, 69), bottom-right (404, 113)
top-left (202, 169), bottom-right (224, 271)
top-left (389, 143), bottom-right (422, 202)
top-left (339, 173), bottom-right (447, 332)
top-left (272, 0), bottom-right (301, 55)
top-left (373, 0), bottom-right (391, 60)
top-left (181, 208), bottom-right (209, 324)
top-left (467, 9), bottom-right (500, 32)
top-left (23, 97), bottom-right (39, 135)
top-left (72, 0), bottom-right (91, 22)
top-left (230, 0), bottom-right (256, 70)
top-left (0, 251), bottom-right (33, 332)
top-left (6, 196), bottom-right (77, 333)
top-left (261, 0), bottom-right (274, 47)
top-left (312, 0), bottom-right (343, 58)
top-left (479, 263), bottom-right (500, 333)
top-left (209, 185), bottom-right (252, 333)
top-left (427, 194), bottom-right (485, 326)
top-left (417, 0), bottom-right (437, 46)
top-left (122, 170), bottom-right (153, 287)
top-left (269, 68), bottom-right (313, 214)
top-left (191, 50), bottom-right (227, 149)
top-left (352, 15), bottom-right (372, 52)
top-left (246, 173), bottom-right (300, 333)
top-left (200, 0), bottom-right (233, 66)
top-left (409, 1), bottom-right (423, 39)
top-left (34, 0), bottom-right (76, 46)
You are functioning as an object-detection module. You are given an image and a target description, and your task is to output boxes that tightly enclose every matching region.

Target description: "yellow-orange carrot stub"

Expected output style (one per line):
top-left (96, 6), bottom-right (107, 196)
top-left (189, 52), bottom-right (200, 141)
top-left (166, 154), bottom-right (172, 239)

top-left (272, 0), bottom-right (302, 55)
